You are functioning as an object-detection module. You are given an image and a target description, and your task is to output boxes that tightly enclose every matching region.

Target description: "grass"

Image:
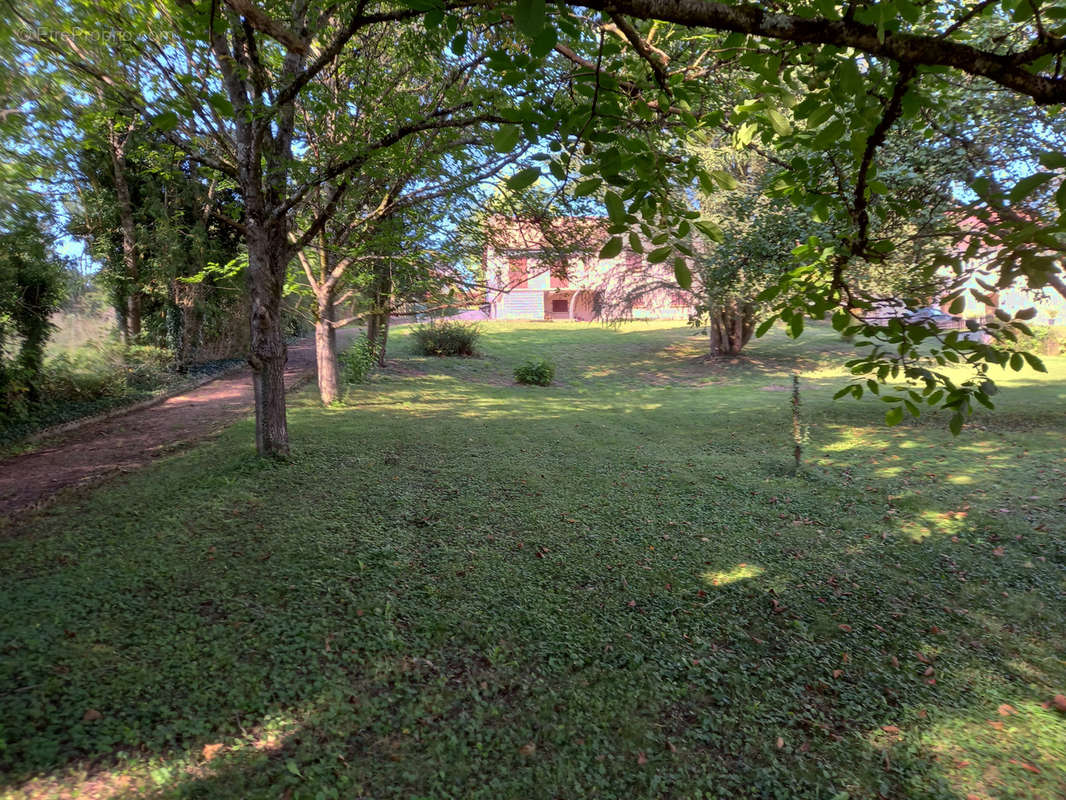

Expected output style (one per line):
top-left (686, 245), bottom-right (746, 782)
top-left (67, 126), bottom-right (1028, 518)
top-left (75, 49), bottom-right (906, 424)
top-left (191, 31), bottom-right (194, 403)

top-left (1, 320), bottom-right (1064, 799)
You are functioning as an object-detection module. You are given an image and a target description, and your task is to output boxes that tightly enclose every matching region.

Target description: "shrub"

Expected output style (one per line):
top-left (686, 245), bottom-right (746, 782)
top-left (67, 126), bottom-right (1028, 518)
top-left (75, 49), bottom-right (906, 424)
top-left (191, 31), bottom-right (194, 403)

top-left (412, 320), bottom-right (481, 356)
top-left (514, 359), bottom-right (555, 386)
top-left (340, 335), bottom-right (378, 384)
top-left (1020, 324), bottom-right (1066, 356)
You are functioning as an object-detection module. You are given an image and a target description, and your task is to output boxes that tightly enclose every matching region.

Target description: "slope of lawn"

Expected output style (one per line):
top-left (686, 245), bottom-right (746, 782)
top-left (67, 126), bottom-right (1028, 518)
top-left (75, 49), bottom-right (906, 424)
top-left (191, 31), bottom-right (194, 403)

top-left (1, 321), bottom-right (1064, 799)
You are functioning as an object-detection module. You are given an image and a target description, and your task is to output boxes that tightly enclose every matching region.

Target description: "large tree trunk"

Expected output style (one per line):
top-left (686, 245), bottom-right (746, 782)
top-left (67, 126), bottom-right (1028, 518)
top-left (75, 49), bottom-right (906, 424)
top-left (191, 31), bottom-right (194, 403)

top-left (246, 226), bottom-right (290, 457)
top-left (315, 292), bottom-right (339, 405)
top-left (707, 300), bottom-right (757, 357)
top-left (108, 123), bottom-right (142, 339)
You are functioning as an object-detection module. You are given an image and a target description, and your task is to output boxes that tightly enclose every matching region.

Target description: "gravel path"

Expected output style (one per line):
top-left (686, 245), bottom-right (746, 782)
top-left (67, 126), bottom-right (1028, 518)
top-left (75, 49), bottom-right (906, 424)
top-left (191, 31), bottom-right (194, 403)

top-left (0, 334), bottom-right (343, 522)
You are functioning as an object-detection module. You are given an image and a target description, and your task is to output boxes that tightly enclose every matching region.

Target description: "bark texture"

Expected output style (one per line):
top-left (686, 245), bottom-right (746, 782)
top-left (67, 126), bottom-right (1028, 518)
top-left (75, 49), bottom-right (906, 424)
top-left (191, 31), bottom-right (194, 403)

top-left (315, 294), bottom-right (339, 405)
top-left (707, 300), bottom-right (756, 357)
top-left (107, 122), bottom-right (142, 340)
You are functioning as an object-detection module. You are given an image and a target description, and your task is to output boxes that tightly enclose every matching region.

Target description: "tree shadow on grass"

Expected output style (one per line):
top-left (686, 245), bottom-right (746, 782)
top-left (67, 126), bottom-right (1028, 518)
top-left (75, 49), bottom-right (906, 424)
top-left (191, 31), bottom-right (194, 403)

top-left (1, 395), bottom-right (1063, 799)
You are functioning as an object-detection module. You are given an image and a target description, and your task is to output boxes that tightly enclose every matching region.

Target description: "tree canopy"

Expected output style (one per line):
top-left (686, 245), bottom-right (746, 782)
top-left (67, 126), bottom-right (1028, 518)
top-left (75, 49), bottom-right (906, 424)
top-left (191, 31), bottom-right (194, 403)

top-left (9, 0), bottom-right (1066, 446)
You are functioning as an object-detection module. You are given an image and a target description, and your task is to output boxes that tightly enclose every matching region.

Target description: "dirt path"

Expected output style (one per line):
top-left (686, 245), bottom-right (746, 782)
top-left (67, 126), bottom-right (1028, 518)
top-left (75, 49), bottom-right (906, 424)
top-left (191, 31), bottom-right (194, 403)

top-left (0, 334), bottom-right (344, 521)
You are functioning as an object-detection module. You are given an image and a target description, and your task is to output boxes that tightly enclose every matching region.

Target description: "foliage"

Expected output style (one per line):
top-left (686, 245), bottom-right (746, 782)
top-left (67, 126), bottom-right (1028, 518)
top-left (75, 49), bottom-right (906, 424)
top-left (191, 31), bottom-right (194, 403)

top-left (68, 120), bottom-right (245, 360)
top-left (1, 342), bottom-right (242, 449)
top-left (339, 335), bottom-right (379, 385)
top-left (2, 322), bottom-right (1064, 798)
top-left (0, 209), bottom-right (67, 416)
top-left (513, 358), bottom-right (555, 386)
top-left (1017, 324), bottom-right (1066, 357)
top-left (411, 319), bottom-right (481, 356)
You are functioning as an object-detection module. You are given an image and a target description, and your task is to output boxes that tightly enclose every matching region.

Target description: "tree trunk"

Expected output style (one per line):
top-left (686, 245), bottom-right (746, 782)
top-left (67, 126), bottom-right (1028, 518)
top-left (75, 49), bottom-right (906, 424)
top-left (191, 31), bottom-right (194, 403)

top-left (369, 256), bottom-right (393, 365)
top-left (708, 301), bottom-right (755, 357)
top-left (315, 293), bottom-right (339, 405)
top-left (247, 226), bottom-right (290, 457)
top-left (108, 123), bottom-right (142, 339)
top-left (376, 313), bottom-right (389, 367)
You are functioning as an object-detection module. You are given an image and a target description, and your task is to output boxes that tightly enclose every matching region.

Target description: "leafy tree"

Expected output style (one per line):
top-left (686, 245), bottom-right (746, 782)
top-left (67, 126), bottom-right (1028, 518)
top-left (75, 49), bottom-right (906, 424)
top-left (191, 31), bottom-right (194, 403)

top-left (0, 206), bottom-right (67, 412)
top-left (69, 120), bottom-right (245, 362)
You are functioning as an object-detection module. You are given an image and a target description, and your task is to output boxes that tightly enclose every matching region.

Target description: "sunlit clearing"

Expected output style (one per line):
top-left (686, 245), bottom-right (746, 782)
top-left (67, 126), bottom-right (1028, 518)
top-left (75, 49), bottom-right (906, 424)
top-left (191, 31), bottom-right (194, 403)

top-left (702, 563), bottom-right (764, 586)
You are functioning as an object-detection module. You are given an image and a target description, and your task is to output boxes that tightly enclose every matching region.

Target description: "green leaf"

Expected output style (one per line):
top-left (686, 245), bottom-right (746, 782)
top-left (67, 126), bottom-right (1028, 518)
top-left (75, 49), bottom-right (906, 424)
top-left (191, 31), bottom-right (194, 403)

top-left (756, 317), bottom-right (775, 337)
top-left (1010, 352), bottom-right (1024, 371)
top-left (1014, 306), bottom-right (1037, 320)
top-left (514, 0), bottom-right (546, 36)
top-left (530, 25), bottom-right (558, 57)
top-left (648, 246), bottom-right (672, 264)
top-left (207, 93), bottom-right (233, 116)
top-left (154, 110), bottom-right (180, 132)
top-left (573, 178), bottom-right (602, 197)
top-left (507, 167), bottom-right (541, 191)
top-left (885, 406), bottom-right (904, 426)
top-left (628, 232), bottom-right (644, 254)
top-left (695, 220), bottom-right (724, 242)
top-left (1038, 151), bottom-right (1066, 169)
top-left (604, 191), bottom-right (626, 224)
top-left (1022, 351), bottom-right (1048, 372)
top-left (599, 236), bottom-right (623, 259)
top-left (709, 170), bottom-right (739, 190)
top-left (673, 258), bottom-right (692, 290)
top-left (1009, 172), bottom-right (1055, 202)
top-left (493, 126), bottom-right (521, 153)
top-left (451, 31), bottom-right (467, 56)
top-left (766, 108), bottom-right (793, 137)
top-left (947, 295), bottom-right (965, 314)
top-left (949, 414), bottom-right (963, 436)
top-left (837, 60), bottom-right (863, 97)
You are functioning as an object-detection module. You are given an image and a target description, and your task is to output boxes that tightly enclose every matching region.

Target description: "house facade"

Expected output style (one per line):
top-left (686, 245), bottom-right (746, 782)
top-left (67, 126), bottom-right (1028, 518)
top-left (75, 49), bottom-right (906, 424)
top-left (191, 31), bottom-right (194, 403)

top-left (483, 218), bottom-right (693, 321)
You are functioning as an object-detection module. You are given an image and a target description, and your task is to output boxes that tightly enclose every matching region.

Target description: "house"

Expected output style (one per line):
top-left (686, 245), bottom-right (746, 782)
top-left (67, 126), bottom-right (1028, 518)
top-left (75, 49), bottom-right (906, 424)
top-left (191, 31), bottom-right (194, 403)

top-left (483, 217), bottom-right (694, 321)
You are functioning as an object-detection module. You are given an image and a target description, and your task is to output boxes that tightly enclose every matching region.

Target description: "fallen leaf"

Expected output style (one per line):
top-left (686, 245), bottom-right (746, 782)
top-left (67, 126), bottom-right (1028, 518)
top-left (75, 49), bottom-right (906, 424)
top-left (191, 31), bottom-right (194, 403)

top-left (82, 709), bottom-right (102, 722)
top-left (992, 547), bottom-right (1005, 557)
top-left (881, 725), bottom-right (901, 734)
top-left (924, 666), bottom-right (935, 676)
top-left (832, 669), bottom-right (843, 678)
top-left (667, 741), bottom-right (677, 753)
top-left (519, 741), bottom-right (536, 756)
top-left (987, 720), bottom-right (1004, 731)
top-left (838, 624), bottom-right (852, 632)
top-left (1009, 759), bottom-right (1040, 774)
top-left (636, 751), bottom-right (648, 765)
top-left (1053, 694), bottom-right (1066, 713)
top-left (998, 704), bottom-right (1017, 716)
top-left (202, 743), bottom-right (223, 762)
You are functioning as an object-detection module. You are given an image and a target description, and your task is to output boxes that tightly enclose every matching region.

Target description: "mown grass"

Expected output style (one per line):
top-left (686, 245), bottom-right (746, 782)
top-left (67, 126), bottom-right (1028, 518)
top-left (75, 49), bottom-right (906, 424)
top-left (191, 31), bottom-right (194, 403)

top-left (1, 321), bottom-right (1064, 800)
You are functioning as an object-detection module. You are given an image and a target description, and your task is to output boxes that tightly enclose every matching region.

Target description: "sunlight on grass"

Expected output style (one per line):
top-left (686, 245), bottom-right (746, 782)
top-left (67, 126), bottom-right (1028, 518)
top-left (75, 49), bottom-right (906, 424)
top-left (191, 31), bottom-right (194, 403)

top-left (702, 563), bottom-right (764, 586)
top-left (3, 321), bottom-right (1065, 799)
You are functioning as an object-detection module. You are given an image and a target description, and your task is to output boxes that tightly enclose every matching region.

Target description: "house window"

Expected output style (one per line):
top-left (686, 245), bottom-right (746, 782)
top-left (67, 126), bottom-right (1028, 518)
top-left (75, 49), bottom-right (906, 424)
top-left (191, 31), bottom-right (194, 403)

top-left (508, 256), bottom-right (528, 289)
top-left (551, 298), bottom-right (569, 314)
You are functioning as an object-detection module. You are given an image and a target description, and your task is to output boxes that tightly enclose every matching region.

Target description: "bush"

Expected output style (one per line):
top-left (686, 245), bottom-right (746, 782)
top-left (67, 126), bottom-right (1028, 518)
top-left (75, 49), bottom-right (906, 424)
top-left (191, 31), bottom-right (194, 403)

top-left (1021, 324), bottom-right (1066, 356)
top-left (340, 335), bottom-right (378, 384)
top-left (514, 359), bottom-right (555, 386)
top-left (412, 320), bottom-right (481, 356)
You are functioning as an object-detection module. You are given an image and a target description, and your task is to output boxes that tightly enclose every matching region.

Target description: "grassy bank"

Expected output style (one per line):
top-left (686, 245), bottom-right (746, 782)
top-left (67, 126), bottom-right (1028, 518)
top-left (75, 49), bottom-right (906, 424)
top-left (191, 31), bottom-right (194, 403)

top-left (2, 321), bottom-right (1064, 799)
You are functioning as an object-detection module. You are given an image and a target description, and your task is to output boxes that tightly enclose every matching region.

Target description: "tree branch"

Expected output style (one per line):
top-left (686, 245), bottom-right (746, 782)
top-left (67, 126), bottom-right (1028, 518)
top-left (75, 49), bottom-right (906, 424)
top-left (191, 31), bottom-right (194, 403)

top-left (585, 0), bottom-right (1066, 104)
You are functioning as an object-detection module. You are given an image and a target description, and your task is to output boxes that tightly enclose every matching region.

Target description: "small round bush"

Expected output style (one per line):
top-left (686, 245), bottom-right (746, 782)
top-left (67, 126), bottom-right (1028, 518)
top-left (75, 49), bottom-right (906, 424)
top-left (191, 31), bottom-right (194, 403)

top-left (514, 359), bottom-right (555, 386)
top-left (412, 320), bottom-right (481, 356)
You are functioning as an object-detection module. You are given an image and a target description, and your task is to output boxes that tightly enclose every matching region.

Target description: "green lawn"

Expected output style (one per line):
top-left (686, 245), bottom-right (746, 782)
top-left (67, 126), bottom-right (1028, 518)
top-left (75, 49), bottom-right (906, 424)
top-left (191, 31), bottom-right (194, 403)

top-left (2, 321), bottom-right (1065, 799)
